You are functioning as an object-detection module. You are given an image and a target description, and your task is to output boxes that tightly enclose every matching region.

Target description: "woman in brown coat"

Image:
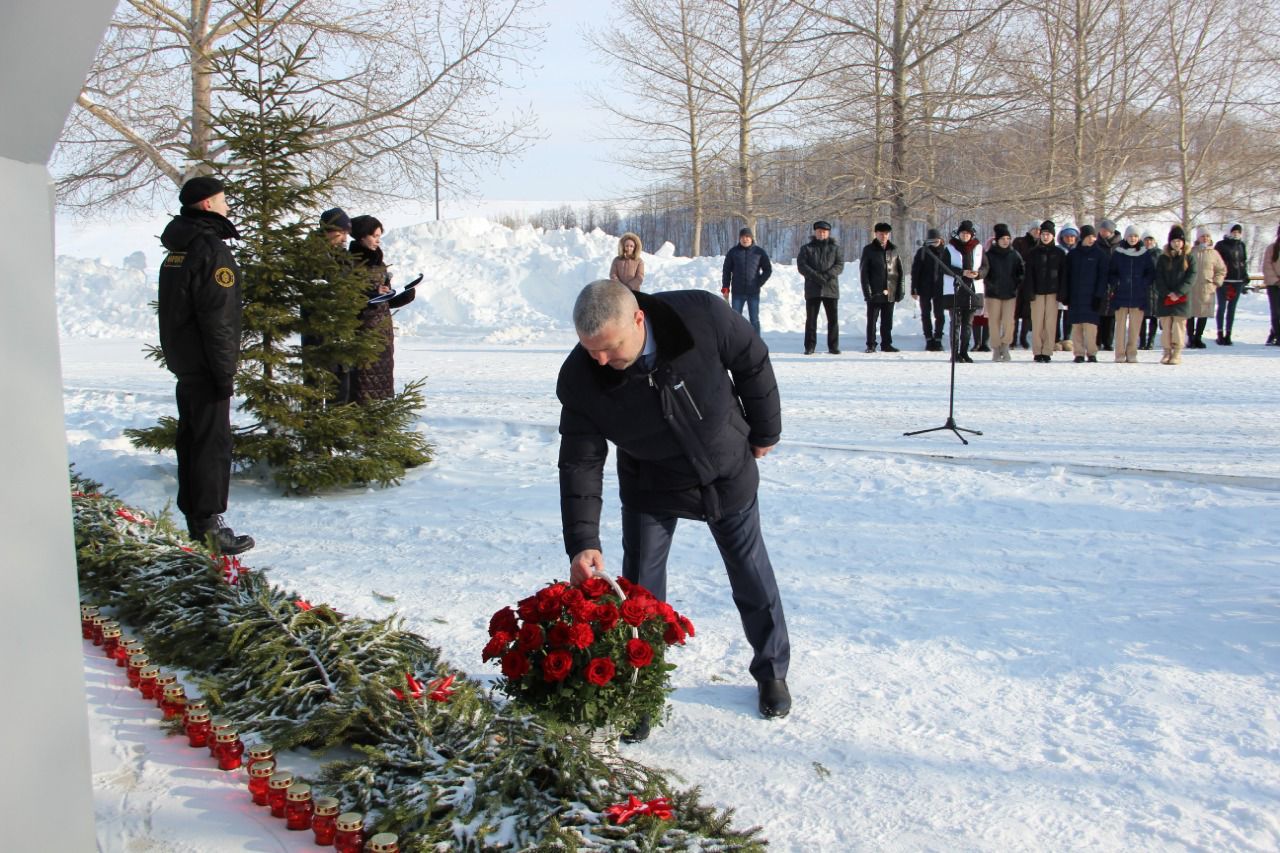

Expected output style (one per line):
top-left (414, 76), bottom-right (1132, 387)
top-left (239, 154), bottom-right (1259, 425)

top-left (609, 232), bottom-right (645, 291)
top-left (349, 215), bottom-right (416, 402)
top-left (1263, 223), bottom-right (1280, 346)
top-left (1187, 227), bottom-right (1225, 349)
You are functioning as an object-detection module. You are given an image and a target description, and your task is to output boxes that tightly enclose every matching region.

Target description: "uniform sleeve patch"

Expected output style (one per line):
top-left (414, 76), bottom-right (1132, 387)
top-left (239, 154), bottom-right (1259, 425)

top-left (214, 267), bottom-right (236, 288)
top-left (163, 253), bottom-right (186, 267)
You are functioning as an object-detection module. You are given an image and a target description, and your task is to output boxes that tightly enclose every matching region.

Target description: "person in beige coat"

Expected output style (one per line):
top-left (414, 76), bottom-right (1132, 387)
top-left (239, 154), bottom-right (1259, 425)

top-left (609, 232), bottom-right (645, 291)
top-left (1187, 227), bottom-right (1226, 349)
top-left (1263, 223), bottom-right (1280, 346)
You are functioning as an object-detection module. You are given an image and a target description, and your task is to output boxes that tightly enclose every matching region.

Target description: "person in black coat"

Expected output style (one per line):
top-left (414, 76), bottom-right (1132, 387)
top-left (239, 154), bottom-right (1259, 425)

top-left (1140, 233), bottom-right (1161, 349)
top-left (1214, 223), bottom-right (1249, 345)
top-left (1062, 225), bottom-right (1109, 362)
top-left (796, 220), bottom-right (844, 354)
top-left (558, 281), bottom-right (791, 726)
top-left (1026, 220), bottom-right (1067, 362)
top-left (158, 176), bottom-right (253, 555)
top-left (982, 223), bottom-right (1025, 362)
top-left (721, 227), bottom-right (772, 335)
top-left (1094, 219), bottom-right (1121, 350)
top-left (1011, 222), bottom-right (1040, 348)
top-left (859, 222), bottom-right (904, 352)
top-left (911, 228), bottom-right (947, 351)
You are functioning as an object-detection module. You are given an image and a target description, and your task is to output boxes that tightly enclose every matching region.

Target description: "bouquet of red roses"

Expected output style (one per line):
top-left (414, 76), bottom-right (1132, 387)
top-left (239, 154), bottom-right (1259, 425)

top-left (483, 575), bottom-right (694, 733)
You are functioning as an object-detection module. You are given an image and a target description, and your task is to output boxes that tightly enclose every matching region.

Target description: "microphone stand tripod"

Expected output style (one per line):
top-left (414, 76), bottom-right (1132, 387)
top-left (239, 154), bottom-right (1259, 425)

top-left (904, 244), bottom-right (983, 445)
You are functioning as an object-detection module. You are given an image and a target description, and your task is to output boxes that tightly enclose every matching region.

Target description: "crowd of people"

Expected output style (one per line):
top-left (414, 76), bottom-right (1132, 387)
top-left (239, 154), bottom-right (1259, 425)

top-left (706, 218), bottom-right (1280, 365)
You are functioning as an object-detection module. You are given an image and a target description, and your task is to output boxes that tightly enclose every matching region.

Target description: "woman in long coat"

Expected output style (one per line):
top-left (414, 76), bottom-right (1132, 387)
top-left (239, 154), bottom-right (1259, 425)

top-left (1187, 228), bottom-right (1225, 349)
top-left (1154, 225), bottom-right (1197, 365)
top-left (349, 215), bottom-right (416, 402)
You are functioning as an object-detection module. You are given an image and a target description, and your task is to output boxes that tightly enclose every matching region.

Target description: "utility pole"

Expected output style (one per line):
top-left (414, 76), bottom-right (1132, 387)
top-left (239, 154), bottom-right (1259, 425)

top-left (434, 160), bottom-right (440, 221)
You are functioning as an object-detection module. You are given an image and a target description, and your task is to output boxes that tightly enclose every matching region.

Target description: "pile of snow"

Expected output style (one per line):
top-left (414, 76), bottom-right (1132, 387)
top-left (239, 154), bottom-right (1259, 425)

top-left (55, 217), bottom-right (809, 343)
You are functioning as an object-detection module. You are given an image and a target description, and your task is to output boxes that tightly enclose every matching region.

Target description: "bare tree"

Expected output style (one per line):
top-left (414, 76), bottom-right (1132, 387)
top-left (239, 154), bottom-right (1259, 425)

top-left (54, 0), bottom-right (543, 211)
top-left (588, 0), bottom-right (726, 255)
top-left (799, 0), bottom-right (1020, 235)
top-left (694, 0), bottom-right (826, 232)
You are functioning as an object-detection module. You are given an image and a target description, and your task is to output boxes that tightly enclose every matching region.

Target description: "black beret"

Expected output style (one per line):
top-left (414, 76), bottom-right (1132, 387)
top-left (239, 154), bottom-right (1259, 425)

top-left (179, 176), bottom-right (224, 206)
top-left (351, 215), bottom-right (383, 240)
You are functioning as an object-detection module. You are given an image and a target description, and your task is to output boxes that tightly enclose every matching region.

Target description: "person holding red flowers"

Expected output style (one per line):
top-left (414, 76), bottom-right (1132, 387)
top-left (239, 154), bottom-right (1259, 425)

top-left (1154, 225), bottom-right (1197, 365)
top-left (556, 280), bottom-right (791, 741)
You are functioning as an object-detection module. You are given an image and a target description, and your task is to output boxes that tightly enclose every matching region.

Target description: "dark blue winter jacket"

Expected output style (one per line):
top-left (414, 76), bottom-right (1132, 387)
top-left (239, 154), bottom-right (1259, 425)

top-left (1063, 242), bottom-right (1109, 324)
top-left (1108, 244), bottom-right (1155, 311)
top-left (722, 243), bottom-right (773, 296)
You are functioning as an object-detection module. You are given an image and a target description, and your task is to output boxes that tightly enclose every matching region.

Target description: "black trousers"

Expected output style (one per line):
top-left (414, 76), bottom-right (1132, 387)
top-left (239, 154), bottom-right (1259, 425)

top-left (1268, 286), bottom-right (1280, 340)
top-left (1216, 287), bottom-right (1240, 335)
top-left (919, 292), bottom-right (945, 340)
top-left (804, 297), bottom-right (839, 352)
top-left (1097, 314), bottom-right (1115, 348)
top-left (866, 302), bottom-right (894, 346)
top-left (621, 497), bottom-right (789, 682)
top-left (950, 309), bottom-right (974, 355)
top-left (175, 379), bottom-right (232, 524)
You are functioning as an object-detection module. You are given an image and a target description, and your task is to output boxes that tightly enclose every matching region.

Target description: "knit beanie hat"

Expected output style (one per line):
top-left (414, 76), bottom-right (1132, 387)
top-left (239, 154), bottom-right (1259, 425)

top-left (739, 227), bottom-right (754, 239)
top-left (957, 219), bottom-right (976, 235)
top-left (1079, 224), bottom-right (1096, 238)
top-left (1123, 225), bottom-right (1141, 240)
top-left (1230, 223), bottom-right (1243, 234)
top-left (874, 221), bottom-right (892, 233)
top-left (320, 207), bottom-right (352, 233)
top-left (1098, 219), bottom-right (1117, 233)
top-left (179, 176), bottom-right (224, 206)
top-left (1168, 225), bottom-right (1186, 243)
top-left (1040, 219), bottom-right (1056, 234)
top-left (1059, 224), bottom-right (1079, 240)
top-left (993, 223), bottom-right (1011, 239)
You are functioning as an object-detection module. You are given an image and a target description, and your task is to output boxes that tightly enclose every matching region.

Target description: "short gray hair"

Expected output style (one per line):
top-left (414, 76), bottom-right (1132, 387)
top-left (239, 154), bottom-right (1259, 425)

top-left (573, 280), bottom-right (637, 336)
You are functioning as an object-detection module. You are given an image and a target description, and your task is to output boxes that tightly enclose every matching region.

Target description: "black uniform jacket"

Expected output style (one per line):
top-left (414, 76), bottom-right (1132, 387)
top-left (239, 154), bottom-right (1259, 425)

top-left (158, 208), bottom-right (242, 389)
top-left (557, 290), bottom-right (781, 557)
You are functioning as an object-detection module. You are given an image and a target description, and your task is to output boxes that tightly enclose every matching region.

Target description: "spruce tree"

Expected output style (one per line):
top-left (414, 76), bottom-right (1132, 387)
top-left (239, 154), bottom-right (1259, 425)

top-left (127, 0), bottom-right (431, 492)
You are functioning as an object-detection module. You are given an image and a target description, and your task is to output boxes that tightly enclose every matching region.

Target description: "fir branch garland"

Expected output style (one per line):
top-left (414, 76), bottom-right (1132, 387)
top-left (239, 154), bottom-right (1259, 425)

top-left (70, 471), bottom-right (765, 851)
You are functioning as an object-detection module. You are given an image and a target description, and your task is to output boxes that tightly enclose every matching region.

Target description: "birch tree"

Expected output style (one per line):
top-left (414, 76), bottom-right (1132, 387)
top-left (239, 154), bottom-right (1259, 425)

top-left (54, 0), bottom-right (542, 210)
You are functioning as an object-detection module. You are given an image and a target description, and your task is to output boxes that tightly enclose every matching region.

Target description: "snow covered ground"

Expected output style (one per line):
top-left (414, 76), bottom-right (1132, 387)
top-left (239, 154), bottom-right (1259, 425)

top-left (61, 219), bottom-right (1280, 851)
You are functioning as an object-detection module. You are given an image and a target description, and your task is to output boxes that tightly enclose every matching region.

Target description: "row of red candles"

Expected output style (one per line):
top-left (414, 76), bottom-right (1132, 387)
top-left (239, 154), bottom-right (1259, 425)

top-left (81, 604), bottom-right (402, 853)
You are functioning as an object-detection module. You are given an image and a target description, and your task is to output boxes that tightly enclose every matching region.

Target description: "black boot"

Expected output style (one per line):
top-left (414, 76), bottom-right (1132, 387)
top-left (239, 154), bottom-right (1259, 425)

top-left (189, 515), bottom-right (255, 556)
top-left (758, 678), bottom-right (791, 719)
top-left (621, 713), bottom-right (652, 743)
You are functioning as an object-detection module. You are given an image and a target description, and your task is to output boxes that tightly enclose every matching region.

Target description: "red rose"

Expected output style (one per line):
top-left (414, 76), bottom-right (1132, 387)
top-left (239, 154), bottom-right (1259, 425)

top-left (626, 638), bottom-right (654, 668)
top-left (482, 631), bottom-right (512, 661)
top-left (620, 598), bottom-right (650, 627)
top-left (488, 607), bottom-right (519, 637)
top-left (564, 588), bottom-right (593, 621)
top-left (657, 602), bottom-right (676, 623)
top-left (517, 622), bottom-right (544, 652)
top-left (568, 622), bottom-right (594, 650)
top-left (535, 582), bottom-right (568, 620)
top-left (678, 615), bottom-right (695, 638)
top-left (501, 650), bottom-right (530, 680)
top-left (516, 595), bottom-right (539, 622)
top-left (585, 656), bottom-right (616, 686)
top-left (542, 649), bottom-right (573, 682)
top-left (547, 622), bottom-right (572, 648)
top-left (580, 577), bottom-right (610, 599)
top-left (663, 621), bottom-right (686, 645)
top-left (593, 602), bottom-right (620, 631)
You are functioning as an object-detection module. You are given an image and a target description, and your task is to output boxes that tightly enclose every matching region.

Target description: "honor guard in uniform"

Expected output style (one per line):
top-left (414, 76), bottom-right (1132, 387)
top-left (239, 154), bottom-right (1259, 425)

top-left (158, 176), bottom-right (254, 555)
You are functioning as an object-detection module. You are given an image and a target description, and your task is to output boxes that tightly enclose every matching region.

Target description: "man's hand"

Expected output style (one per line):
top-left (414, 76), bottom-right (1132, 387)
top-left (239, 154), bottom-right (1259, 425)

top-left (570, 549), bottom-right (605, 586)
top-left (751, 444), bottom-right (775, 459)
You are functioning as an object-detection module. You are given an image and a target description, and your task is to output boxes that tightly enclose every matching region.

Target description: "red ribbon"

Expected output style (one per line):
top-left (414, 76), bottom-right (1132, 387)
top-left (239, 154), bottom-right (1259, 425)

top-left (218, 555), bottom-right (247, 585)
top-left (294, 599), bottom-right (313, 611)
top-left (391, 672), bottom-right (425, 701)
top-left (71, 491), bottom-right (103, 499)
top-left (604, 795), bottom-right (674, 825)
top-left (427, 674), bottom-right (456, 702)
top-left (114, 507), bottom-right (154, 526)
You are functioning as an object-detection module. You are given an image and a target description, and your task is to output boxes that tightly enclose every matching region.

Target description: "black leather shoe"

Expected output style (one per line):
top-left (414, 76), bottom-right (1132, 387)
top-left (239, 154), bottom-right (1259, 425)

top-left (803, 348), bottom-right (815, 355)
top-left (881, 344), bottom-right (899, 353)
top-left (758, 679), bottom-right (791, 719)
top-left (864, 345), bottom-right (875, 353)
top-left (828, 348), bottom-right (841, 354)
top-left (620, 713), bottom-right (651, 743)
top-left (190, 515), bottom-right (255, 556)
